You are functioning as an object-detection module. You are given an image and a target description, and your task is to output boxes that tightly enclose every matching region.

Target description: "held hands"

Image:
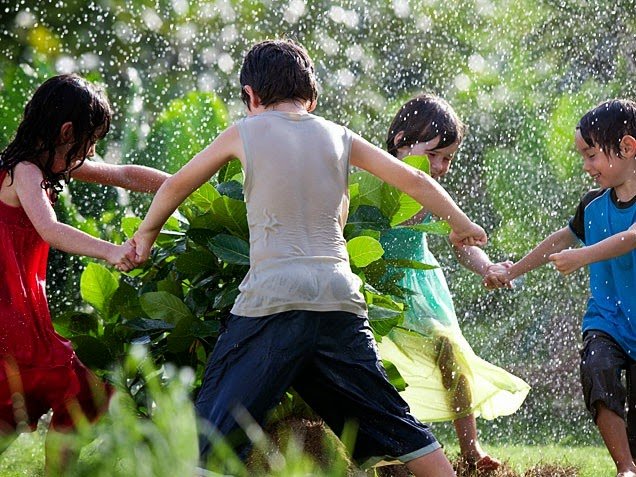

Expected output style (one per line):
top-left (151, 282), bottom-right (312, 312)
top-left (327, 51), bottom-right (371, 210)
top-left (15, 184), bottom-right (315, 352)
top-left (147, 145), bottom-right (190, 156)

top-left (549, 248), bottom-right (586, 275)
top-left (483, 261), bottom-right (514, 289)
top-left (105, 230), bottom-right (156, 272)
top-left (106, 240), bottom-right (137, 272)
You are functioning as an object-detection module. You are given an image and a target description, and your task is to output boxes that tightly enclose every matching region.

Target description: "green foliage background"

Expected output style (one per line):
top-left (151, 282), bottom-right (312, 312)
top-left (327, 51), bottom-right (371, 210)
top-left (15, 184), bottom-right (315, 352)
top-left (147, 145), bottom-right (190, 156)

top-left (2, 0), bottom-right (636, 448)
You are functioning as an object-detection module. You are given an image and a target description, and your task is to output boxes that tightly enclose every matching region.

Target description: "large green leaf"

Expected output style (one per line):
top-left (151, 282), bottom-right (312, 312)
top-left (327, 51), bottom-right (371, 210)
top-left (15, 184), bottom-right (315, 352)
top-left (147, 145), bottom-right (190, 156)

top-left (207, 234), bottom-right (250, 265)
top-left (381, 155), bottom-right (429, 225)
top-left (347, 205), bottom-right (390, 231)
top-left (139, 291), bottom-right (194, 324)
top-left (211, 195), bottom-right (249, 238)
top-left (217, 159), bottom-right (244, 184)
top-left (349, 171), bottom-right (383, 209)
top-left (80, 263), bottom-right (119, 316)
top-left (347, 236), bottom-right (384, 268)
top-left (143, 91), bottom-right (228, 173)
top-left (71, 335), bottom-right (113, 369)
top-left (188, 182), bottom-right (221, 211)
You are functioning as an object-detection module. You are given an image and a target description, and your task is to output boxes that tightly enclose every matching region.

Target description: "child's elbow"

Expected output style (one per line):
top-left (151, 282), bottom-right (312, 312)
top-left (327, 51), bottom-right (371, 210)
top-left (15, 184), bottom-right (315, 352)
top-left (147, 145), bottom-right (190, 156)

top-left (36, 222), bottom-right (62, 247)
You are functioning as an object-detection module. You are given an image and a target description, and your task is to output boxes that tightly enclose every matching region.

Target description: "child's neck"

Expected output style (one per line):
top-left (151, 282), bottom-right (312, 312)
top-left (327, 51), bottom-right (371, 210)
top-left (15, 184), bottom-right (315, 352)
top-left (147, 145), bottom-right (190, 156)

top-left (263, 100), bottom-right (309, 114)
top-left (248, 101), bottom-right (309, 117)
top-left (614, 172), bottom-right (636, 202)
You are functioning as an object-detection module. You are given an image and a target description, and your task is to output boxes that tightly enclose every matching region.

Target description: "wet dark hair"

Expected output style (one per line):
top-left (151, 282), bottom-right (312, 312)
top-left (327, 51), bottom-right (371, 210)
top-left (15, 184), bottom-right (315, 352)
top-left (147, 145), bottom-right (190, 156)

top-left (386, 93), bottom-right (465, 157)
top-left (0, 74), bottom-right (112, 198)
top-left (577, 99), bottom-right (636, 158)
top-left (239, 39), bottom-right (318, 109)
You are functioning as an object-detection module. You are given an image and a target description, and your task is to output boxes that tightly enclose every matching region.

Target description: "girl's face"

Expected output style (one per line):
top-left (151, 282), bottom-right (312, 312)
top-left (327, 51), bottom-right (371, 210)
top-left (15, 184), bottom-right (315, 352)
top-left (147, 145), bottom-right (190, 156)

top-left (396, 135), bottom-right (460, 180)
top-left (52, 139), bottom-right (96, 174)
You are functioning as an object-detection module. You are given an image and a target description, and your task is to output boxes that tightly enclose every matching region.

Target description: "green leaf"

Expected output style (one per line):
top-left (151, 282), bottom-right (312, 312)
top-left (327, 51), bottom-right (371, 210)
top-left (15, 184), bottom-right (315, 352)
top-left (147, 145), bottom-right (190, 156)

top-left (349, 171), bottom-right (383, 209)
top-left (122, 317), bottom-right (174, 333)
top-left (217, 159), bottom-right (244, 183)
top-left (347, 236), bottom-right (384, 268)
top-left (382, 359), bottom-right (408, 392)
top-left (347, 205), bottom-right (390, 231)
top-left (381, 155), bottom-right (429, 225)
top-left (140, 291), bottom-right (194, 324)
top-left (211, 195), bottom-right (249, 238)
top-left (121, 216), bottom-right (141, 239)
top-left (52, 311), bottom-right (99, 339)
top-left (368, 304), bottom-right (403, 336)
top-left (110, 281), bottom-right (145, 319)
top-left (80, 263), bottom-right (119, 316)
top-left (173, 250), bottom-right (217, 275)
top-left (207, 234), bottom-right (250, 265)
top-left (188, 182), bottom-right (221, 211)
top-left (71, 335), bottom-right (113, 369)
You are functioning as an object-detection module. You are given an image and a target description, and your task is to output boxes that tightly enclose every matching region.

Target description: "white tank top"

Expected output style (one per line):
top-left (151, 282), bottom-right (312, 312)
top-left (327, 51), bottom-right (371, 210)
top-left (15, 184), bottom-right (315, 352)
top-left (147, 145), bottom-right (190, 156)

top-left (230, 110), bottom-right (367, 317)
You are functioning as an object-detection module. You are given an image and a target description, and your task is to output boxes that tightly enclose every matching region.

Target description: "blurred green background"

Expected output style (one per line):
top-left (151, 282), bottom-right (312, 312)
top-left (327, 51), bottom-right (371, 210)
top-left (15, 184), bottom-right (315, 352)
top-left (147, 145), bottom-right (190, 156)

top-left (2, 0), bottom-right (636, 449)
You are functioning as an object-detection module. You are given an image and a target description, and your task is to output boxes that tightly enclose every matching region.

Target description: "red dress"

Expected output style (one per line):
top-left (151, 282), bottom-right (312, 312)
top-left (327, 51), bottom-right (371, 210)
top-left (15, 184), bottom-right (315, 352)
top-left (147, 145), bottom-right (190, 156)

top-left (0, 170), bottom-right (112, 433)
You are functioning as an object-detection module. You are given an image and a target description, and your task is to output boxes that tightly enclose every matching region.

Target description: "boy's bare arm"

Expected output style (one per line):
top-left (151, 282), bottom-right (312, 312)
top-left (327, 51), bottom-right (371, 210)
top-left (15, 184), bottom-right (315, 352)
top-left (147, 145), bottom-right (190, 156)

top-left (73, 160), bottom-right (171, 193)
top-left (133, 125), bottom-right (242, 262)
top-left (550, 224), bottom-right (636, 275)
top-left (504, 226), bottom-right (577, 281)
top-left (350, 134), bottom-right (486, 247)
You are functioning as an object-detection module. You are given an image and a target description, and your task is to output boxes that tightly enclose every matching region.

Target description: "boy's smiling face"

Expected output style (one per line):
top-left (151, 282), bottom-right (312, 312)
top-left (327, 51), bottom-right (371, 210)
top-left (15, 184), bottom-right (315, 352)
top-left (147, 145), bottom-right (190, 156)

top-left (575, 129), bottom-right (636, 191)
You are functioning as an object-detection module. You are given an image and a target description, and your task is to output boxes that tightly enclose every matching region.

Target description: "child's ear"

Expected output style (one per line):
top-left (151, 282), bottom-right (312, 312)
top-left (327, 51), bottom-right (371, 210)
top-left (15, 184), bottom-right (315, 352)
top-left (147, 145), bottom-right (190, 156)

top-left (59, 122), bottom-right (74, 144)
top-left (393, 131), bottom-right (405, 147)
top-left (243, 85), bottom-right (261, 111)
top-left (620, 135), bottom-right (636, 159)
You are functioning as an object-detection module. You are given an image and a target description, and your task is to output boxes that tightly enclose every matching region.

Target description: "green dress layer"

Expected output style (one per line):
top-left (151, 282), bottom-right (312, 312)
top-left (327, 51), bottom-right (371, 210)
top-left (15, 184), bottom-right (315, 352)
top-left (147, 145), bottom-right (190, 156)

top-left (377, 221), bottom-right (530, 422)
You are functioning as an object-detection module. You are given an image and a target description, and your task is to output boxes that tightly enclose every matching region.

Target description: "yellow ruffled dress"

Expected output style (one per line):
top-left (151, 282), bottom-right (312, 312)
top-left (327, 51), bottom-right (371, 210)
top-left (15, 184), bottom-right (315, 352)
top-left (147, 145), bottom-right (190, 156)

top-left (377, 223), bottom-right (530, 422)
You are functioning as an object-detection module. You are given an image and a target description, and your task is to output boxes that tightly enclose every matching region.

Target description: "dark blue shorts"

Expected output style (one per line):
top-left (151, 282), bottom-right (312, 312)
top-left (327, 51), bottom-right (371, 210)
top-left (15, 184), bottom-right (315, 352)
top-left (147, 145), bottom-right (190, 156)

top-left (195, 310), bottom-right (440, 467)
top-left (580, 330), bottom-right (636, 422)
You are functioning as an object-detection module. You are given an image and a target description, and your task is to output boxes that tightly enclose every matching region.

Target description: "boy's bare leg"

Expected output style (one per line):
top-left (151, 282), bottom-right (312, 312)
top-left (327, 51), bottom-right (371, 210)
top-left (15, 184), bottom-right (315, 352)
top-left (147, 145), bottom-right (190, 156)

top-left (405, 448), bottom-right (456, 476)
top-left (596, 403), bottom-right (636, 475)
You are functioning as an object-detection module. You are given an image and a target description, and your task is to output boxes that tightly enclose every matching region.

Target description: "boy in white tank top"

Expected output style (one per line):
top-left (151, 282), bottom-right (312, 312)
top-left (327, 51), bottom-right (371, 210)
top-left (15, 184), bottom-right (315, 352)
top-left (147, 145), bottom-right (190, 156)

top-left (132, 39), bottom-right (488, 476)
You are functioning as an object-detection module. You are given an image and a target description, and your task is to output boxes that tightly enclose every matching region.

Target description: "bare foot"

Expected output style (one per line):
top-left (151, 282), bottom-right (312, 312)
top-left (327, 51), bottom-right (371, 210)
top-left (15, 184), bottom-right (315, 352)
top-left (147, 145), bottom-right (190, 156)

top-left (468, 455), bottom-right (501, 474)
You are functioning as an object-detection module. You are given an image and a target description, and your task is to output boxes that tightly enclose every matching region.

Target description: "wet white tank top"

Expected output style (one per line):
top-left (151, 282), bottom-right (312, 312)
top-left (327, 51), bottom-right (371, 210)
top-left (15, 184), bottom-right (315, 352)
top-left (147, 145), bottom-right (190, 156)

top-left (230, 110), bottom-right (367, 317)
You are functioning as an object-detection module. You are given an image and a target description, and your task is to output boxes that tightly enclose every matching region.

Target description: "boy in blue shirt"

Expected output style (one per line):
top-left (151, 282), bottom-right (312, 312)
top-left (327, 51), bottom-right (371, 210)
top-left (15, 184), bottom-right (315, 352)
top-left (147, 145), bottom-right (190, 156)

top-left (487, 99), bottom-right (636, 477)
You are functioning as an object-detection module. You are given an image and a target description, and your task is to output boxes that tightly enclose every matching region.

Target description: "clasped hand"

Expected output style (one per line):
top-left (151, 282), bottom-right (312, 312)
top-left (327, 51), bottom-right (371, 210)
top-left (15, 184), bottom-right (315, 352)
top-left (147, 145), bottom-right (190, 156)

top-left (482, 261), bottom-right (514, 289)
top-left (107, 235), bottom-right (152, 272)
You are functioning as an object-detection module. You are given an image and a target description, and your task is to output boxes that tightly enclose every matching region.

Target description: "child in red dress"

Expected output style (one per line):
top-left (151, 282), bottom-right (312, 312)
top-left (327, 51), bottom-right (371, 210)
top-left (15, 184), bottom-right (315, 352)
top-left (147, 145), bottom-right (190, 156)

top-left (0, 74), bottom-right (168, 474)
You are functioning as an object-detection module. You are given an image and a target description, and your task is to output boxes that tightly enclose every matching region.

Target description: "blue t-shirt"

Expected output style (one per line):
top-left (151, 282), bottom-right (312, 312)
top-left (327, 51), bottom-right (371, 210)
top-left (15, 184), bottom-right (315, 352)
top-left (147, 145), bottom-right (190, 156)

top-left (569, 188), bottom-right (636, 356)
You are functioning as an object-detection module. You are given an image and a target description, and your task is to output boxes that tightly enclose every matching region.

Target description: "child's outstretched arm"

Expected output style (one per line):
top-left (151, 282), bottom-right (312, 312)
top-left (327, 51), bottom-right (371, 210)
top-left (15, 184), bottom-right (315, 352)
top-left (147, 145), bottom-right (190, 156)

top-left (549, 223), bottom-right (636, 275)
top-left (350, 134), bottom-right (487, 247)
top-left (72, 160), bottom-right (170, 192)
top-left (132, 125), bottom-right (241, 263)
top-left (452, 245), bottom-right (513, 287)
top-left (485, 226), bottom-right (577, 288)
top-left (14, 162), bottom-right (135, 270)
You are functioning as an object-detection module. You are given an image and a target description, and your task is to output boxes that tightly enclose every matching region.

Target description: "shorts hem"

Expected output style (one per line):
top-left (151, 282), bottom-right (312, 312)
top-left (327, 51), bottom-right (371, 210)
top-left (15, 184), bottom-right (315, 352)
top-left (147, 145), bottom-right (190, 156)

top-left (358, 441), bottom-right (441, 469)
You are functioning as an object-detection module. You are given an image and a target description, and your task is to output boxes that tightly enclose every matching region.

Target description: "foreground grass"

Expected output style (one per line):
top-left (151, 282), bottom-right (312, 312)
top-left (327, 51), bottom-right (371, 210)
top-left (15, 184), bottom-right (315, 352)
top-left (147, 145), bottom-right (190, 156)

top-left (444, 443), bottom-right (615, 477)
top-left (0, 434), bottom-right (616, 477)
